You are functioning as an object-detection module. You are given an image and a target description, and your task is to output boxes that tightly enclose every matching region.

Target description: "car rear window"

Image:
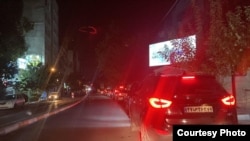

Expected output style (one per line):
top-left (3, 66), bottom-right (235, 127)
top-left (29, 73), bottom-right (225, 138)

top-left (153, 75), bottom-right (227, 97)
top-left (180, 77), bottom-right (224, 93)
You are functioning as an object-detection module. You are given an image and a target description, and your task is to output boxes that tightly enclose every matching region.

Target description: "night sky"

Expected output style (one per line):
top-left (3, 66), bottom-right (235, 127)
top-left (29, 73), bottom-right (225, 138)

top-left (57, 0), bottom-right (176, 36)
top-left (57, 0), bottom-right (176, 81)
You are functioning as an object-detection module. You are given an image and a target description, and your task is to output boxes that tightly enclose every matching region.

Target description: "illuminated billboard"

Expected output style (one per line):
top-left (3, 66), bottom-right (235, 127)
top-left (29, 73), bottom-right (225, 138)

top-left (149, 35), bottom-right (196, 67)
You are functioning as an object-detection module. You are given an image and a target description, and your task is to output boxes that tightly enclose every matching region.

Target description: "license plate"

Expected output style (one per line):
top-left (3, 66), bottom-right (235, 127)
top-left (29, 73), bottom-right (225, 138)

top-left (184, 106), bottom-right (213, 113)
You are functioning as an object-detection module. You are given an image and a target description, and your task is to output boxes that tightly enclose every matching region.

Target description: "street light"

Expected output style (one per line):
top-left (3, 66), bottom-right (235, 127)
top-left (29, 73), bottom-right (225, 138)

top-left (50, 67), bottom-right (56, 72)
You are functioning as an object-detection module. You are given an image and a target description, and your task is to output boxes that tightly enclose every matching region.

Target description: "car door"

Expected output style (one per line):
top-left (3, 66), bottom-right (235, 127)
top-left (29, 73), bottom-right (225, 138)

top-left (16, 94), bottom-right (24, 106)
top-left (131, 74), bottom-right (157, 120)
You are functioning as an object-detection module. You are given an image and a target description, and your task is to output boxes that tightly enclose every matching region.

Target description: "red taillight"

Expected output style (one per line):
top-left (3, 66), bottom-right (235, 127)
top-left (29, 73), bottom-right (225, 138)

top-left (221, 95), bottom-right (235, 106)
top-left (149, 98), bottom-right (172, 108)
top-left (182, 76), bottom-right (195, 80)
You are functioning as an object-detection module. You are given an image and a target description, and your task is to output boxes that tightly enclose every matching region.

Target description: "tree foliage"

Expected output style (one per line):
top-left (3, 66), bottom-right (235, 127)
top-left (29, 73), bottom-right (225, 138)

top-left (16, 62), bottom-right (63, 99)
top-left (95, 24), bottom-right (132, 86)
top-left (65, 72), bottom-right (84, 91)
top-left (167, 0), bottom-right (250, 77)
top-left (16, 63), bottom-right (48, 91)
top-left (168, 0), bottom-right (250, 100)
top-left (0, 0), bottom-right (34, 78)
top-left (205, 1), bottom-right (250, 76)
top-left (0, 0), bottom-right (34, 94)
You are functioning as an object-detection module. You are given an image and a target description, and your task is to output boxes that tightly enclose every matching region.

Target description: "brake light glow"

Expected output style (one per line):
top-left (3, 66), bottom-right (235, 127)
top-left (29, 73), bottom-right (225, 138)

top-left (182, 76), bottom-right (195, 79)
top-left (221, 95), bottom-right (235, 106)
top-left (149, 98), bottom-right (172, 108)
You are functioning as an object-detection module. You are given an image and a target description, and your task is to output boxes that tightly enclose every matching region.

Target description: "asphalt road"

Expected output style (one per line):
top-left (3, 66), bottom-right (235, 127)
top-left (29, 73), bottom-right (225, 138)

top-left (0, 93), bottom-right (249, 141)
top-left (0, 96), bottom-right (82, 129)
top-left (0, 94), bottom-right (140, 141)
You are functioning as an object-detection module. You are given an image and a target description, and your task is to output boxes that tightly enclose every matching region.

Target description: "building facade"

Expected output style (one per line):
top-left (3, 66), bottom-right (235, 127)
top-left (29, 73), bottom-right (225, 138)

top-left (22, 0), bottom-right (59, 68)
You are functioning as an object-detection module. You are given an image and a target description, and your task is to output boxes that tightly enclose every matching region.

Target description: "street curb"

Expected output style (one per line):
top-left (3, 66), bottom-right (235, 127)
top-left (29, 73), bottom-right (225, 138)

top-left (0, 96), bottom-right (86, 135)
top-left (238, 114), bottom-right (250, 121)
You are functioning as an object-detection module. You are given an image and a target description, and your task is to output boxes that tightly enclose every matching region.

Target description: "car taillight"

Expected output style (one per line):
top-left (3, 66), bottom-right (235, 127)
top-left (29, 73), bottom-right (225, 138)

top-left (182, 76), bottom-right (195, 79)
top-left (221, 95), bottom-right (235, 106)
top-left (149, 98), bottom-right (172, 108)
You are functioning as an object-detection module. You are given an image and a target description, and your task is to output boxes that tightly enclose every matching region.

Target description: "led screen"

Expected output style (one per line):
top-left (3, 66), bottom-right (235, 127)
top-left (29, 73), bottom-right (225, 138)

top-left (149, 35), bottom-right (196, 67)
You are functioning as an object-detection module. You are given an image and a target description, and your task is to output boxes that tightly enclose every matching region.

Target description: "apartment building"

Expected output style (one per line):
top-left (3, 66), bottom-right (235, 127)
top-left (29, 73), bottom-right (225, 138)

top-left (22, 0), bottom-right (59, 69)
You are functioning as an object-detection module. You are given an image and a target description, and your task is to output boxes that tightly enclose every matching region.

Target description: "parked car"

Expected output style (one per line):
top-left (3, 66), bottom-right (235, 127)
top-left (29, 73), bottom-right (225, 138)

top-left (48, 92), bottom-right (60, 100)
top-left (105, 88), bottom-right (114, 97)
top-left (124, 81), bottom-right (140, 115)
top-left (129, 73), bottom-right (238, 141)
top-left (113, 86), bottom-right (128, 101)
top-left (0, 94), bottom-right (26, 109)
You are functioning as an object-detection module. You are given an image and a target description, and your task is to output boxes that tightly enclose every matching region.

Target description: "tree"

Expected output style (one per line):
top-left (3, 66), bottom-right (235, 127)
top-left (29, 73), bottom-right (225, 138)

top-left (16, 63), bottom-right (48, 100)
top-left (162, 0), bottom-right (250, 103)
top-left (170, 0), bottom-right (250, 104)
top-left (16, 62), bottom-right (63, 101)
top-left (17, 63), bottom-right (45, 90)
top-left (65, 72), bottom-right (83, 92)
top-left (204, 1), bottom-right (250, 75)
top-left (0, 0), bottom-right (34, 95)
top-left (95, 23), bottom-right (132, 86)
top-left (204, 1), bottom-right (250, 100)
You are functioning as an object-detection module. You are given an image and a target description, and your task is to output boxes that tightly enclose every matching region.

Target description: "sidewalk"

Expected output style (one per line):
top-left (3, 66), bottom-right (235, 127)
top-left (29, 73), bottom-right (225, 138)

top-left (237, 107), bottom-right (250, 124)
top-left (0, 96), bottom-right (85, 135)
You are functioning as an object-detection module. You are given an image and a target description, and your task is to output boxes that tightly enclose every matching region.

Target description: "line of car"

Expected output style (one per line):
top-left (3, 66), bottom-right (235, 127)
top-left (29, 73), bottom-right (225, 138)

top-left (99, 86), bottom-right (129, 102)
top-left (0, 91), bottom-right (61, 110)
top-left (1, 74), bottom-right (240, 141)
